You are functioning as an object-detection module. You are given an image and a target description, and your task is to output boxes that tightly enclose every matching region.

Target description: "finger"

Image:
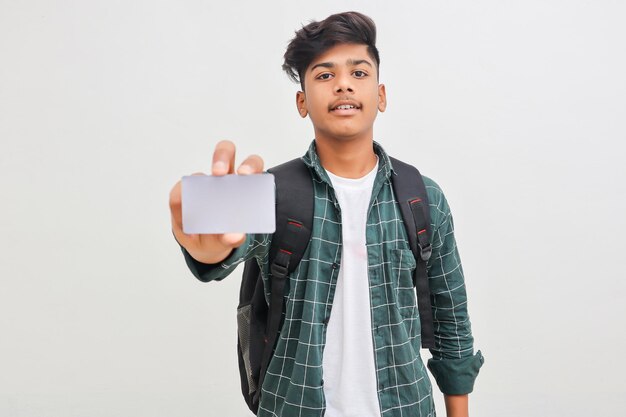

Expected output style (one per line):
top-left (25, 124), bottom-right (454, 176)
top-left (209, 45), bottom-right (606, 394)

top-left (170, 180), bottom-right (200, 245)
top-left (212, 140), bottom-right (236, 176)
top-left (236, 154), bottom-right (264, 175)
top-left (219, 232), bottom-right (246, 248)
top-left (169, 180), bottom-right (183, 231)
top-left (171, 219), bottom-right (199, 246)
top-left (170, 174), bottom-right (206, 229)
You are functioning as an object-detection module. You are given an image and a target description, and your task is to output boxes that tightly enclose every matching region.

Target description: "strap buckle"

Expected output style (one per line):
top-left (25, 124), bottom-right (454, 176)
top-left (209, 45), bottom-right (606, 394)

top-left (418, 242), bottom-right (432, 261)
top-left (270, 262), bottom-right (288, 279)
top-left (417, 228), bottom-right (431, 261)
top-left (270, 250), bottom-right (291, 279)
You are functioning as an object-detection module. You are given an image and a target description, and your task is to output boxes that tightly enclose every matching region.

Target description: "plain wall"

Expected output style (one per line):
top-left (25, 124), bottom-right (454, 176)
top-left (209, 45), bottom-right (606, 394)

top-left (1, 1), bottom-right (625, 416)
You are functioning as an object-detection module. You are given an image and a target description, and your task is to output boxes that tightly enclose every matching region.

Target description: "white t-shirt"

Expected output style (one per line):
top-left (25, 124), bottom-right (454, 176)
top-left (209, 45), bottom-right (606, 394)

top-left (323, 158), bottom-right (381, 417)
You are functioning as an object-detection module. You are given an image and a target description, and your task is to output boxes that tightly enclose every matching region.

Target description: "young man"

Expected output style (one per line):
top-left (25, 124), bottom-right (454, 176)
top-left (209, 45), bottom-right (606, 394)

top-left (170, 11), bottom-right (483, 417)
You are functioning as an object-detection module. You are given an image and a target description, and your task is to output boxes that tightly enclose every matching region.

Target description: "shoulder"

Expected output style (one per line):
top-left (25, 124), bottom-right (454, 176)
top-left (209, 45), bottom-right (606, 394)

top-left (421, 175), bottom-right (444, 206)
top-left (420, 174), bottom-right (452, 229)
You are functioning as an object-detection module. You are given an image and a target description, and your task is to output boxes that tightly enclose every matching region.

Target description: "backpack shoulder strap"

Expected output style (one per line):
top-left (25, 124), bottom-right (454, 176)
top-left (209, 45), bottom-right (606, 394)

top-left (268, 158), bottom-right (314, 271)
top-left (254, 157), bottom-right (313, 405)
top-left (389, 156), bottom-right (436, 349)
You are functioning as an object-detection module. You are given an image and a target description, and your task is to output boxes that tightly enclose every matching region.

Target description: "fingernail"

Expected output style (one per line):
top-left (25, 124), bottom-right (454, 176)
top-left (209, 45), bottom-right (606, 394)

top-left (238, 165), bottom-right (252, 175)
top-left (213, 161), bottom-right (227, 173)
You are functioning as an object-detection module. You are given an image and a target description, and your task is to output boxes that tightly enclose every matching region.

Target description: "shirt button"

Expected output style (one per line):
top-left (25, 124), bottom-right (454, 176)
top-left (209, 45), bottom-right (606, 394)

top-left (332, 263), bottom-right (339, 269)
top-left (323, 316), bottom-right (330, 325)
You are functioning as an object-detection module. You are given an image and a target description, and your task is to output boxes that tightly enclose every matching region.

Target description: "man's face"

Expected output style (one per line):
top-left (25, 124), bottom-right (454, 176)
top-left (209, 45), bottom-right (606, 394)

top-left (296, 43), bottom-right (386, 142)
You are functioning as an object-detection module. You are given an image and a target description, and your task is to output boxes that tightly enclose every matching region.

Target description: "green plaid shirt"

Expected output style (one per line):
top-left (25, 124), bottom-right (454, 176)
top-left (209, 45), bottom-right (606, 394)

top-left (181, 141), bottom-right (483, 417)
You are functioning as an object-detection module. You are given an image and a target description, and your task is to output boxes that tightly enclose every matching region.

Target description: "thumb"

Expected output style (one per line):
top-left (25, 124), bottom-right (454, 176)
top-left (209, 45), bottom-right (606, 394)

top-left (219, 233), bottom-right (247, 248)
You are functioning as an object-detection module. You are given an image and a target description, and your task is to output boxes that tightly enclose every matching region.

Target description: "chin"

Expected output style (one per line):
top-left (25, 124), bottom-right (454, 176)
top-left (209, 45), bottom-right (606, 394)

top-left (327, 124), bottom-right (364, 137)
top-left (334, 126), bottom-right (371, 139)
top-left (314, 121), bottom-right (373, 142)
top-left (329, 132), bottom-right (367, 142)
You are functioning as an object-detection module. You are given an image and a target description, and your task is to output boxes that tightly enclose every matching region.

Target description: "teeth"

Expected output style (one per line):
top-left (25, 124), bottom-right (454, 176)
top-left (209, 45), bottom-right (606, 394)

top-left (335, 105), bottom-right (356, 110)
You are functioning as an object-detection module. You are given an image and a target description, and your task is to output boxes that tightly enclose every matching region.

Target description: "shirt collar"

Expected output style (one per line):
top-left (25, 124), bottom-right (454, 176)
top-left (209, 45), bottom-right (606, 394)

top-left (301, 139), bottom-right (396, 185)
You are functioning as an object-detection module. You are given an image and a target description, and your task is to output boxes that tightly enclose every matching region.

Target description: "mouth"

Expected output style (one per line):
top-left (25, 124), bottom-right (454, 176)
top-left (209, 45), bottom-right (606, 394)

top-left (329, 101), bottom-right (361, 114)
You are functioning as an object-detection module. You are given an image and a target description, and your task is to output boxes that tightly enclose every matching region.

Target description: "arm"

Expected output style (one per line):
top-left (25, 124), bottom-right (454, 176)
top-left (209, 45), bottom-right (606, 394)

top-left (423, 178), bottom-right (483, 402)
top-left (170, 140), bottom-right (268, 279)
top-left (179, 232), bottom-right (270, 282)
top-left (444, 394), bottom-right (469, 417)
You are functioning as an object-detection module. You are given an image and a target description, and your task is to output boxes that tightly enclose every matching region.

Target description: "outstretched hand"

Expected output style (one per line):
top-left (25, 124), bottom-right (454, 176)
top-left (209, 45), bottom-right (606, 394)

top-left (169, 140), bottom-right (264, 264)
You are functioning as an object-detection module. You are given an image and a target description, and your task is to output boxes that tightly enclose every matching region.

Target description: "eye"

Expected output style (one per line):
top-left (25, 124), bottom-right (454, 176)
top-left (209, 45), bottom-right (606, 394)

top-left (316, 73), bottom-right (333, 80)
top-left (353, 70), bottom-right (368, 78)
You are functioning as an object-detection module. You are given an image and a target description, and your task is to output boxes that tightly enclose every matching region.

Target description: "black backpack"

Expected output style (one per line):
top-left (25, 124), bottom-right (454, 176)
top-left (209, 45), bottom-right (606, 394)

top-left (236, 157), bottom-right (434, 414)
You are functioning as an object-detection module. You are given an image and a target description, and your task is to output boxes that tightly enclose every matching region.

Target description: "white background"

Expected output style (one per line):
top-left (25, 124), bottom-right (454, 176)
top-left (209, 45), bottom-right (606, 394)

top-left (1, 1), bottom-right (625, 416)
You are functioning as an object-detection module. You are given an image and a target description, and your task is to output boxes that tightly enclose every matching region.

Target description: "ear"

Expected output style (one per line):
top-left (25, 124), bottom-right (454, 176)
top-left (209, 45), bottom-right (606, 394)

top-left (377, 84), bottom-right (387, 112)
top-left (296, 91), bottom-right (308, 118)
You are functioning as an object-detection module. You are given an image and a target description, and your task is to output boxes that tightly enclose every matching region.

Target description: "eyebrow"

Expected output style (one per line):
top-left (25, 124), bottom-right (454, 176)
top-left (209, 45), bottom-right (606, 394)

top-left (310, 58), bottom-right (373, 72)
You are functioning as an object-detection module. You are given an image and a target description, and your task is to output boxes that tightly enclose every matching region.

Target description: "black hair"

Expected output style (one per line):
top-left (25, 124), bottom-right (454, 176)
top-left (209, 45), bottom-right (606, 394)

top-left (283, 11), bottom-right (380, 90)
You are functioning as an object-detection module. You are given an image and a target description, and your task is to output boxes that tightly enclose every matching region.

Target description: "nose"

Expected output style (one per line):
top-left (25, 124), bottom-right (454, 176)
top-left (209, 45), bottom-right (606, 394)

top-left (334, 73), bottom-right (354, 94)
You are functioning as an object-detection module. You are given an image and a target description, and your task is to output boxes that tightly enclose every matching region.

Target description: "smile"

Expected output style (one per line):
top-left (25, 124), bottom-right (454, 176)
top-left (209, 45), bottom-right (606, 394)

top-left (330, 101), bottom-right (361, 112)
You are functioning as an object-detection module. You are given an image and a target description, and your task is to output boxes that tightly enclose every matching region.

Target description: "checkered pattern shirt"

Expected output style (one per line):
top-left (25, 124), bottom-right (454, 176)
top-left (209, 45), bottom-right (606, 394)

top-left (181, 140), bottom-right (483, 417)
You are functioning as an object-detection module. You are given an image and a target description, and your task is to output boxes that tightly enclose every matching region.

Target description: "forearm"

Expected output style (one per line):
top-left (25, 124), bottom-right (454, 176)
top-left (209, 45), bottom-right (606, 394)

top-left (425, 182), bottom-right (483, 394)
top-left (444, 394), bottom-right (468, 417)
top-left (180, 233), bottom-right (269, 282)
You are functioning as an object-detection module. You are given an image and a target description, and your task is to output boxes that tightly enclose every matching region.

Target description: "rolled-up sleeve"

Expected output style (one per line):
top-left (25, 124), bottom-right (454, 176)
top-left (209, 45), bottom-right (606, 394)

top-left (424, 177), bottom-right (483, 395)
top-left (179, 233), bottom-right (271, 282)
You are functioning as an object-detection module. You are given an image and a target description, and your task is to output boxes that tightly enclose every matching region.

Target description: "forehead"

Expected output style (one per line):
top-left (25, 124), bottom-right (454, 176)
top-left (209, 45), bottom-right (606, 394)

top-left (307, 43), bottom-right (373, 72)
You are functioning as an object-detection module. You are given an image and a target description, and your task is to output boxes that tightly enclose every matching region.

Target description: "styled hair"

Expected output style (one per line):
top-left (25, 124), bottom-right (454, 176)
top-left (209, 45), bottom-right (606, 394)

top-left (282, 11), bottom-right (380, 90)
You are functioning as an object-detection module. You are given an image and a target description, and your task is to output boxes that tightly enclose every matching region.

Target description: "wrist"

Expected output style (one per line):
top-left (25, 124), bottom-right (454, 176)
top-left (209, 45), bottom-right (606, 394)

top-left (444, 394), bottom-right (469, 417)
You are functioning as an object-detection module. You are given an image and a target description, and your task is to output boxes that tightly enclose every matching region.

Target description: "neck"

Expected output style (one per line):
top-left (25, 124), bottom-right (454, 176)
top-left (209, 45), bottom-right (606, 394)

top-left (314, 135), bottom-right (377, 179)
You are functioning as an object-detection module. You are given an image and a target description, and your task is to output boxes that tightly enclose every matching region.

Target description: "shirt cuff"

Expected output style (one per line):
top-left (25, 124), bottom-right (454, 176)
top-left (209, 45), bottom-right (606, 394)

top-left (427, 350), bottom-right (484, 395)
top-left (179, 235), bottom-right (252, 282)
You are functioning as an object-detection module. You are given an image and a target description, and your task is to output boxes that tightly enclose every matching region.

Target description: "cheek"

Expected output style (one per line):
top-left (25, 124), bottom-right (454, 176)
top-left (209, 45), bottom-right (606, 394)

top-left (306, 99), bottom-right (327, 118)
top-left (365, 92), bottom-right (382, 113)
